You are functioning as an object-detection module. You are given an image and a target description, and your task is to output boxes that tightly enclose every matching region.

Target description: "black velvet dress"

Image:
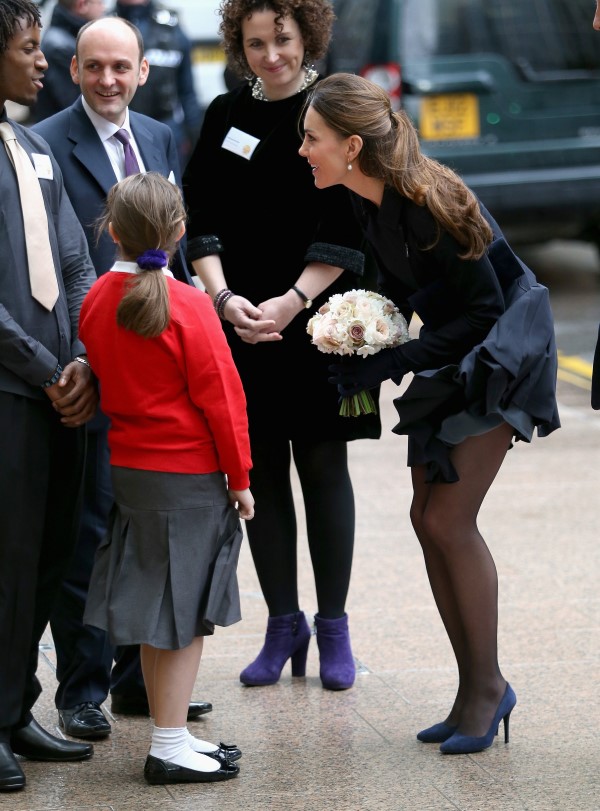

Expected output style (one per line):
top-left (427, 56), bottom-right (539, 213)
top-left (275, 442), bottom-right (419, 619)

top-left (183, 82), bottom-right (381, 443)
top-left (351, 188), bottom-right (561, 482)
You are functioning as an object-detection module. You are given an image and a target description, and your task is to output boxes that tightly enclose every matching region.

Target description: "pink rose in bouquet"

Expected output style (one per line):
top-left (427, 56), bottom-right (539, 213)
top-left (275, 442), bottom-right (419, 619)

top-left (307, 289), bottom-right (410, 416)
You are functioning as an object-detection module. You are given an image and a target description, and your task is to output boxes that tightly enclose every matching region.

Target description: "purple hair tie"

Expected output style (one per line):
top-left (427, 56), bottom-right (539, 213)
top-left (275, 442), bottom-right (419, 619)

top-left (136, 249), bottom-right (168, 269)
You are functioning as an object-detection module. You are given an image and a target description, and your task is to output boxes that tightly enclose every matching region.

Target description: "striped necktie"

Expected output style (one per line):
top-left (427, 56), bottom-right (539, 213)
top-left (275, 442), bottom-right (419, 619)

top-left (0, 122), bottom-right (58, 311)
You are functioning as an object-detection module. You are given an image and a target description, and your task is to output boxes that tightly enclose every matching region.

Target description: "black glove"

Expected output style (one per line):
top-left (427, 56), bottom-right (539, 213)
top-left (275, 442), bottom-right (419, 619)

top-left (328, 349), bottom-right (405, 397)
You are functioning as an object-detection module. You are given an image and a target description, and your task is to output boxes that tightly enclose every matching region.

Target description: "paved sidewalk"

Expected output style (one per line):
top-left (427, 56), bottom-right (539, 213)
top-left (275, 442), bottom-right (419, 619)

top-left (9, 379), bottom-right (600, 811)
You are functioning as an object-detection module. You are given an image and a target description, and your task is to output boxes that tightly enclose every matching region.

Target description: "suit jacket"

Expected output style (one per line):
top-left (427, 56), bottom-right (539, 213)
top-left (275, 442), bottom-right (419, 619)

top-left (0, 113), bottom-right (95, 400)
top-left (32, 97), bottom-right (193, 284)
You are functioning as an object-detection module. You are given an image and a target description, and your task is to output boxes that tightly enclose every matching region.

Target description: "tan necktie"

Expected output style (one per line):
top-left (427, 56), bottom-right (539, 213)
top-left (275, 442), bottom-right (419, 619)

top-left (0, 122), bottom-right (59, 311)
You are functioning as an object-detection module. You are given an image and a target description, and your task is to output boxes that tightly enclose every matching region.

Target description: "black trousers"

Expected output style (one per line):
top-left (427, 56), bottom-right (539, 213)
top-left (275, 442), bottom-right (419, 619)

top-left (50, 416), bottom-right (146, 709)
top-left (0, 392), bottom-right (85, 741)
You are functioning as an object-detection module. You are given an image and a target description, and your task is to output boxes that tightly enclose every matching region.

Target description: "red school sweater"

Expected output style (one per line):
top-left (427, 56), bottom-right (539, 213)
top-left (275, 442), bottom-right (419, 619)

top-left (79, 270), bottom-right (251, 491)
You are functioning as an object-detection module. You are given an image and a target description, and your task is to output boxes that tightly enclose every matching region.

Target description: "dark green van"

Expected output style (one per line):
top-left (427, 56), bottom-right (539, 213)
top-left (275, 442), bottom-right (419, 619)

top-left (326, 0), bottom-right (600, 248)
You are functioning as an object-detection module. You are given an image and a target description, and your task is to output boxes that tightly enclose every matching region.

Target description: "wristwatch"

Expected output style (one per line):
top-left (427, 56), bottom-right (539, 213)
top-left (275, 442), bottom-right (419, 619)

top-left (291, 285), bottom-right (313, 309)
top-left (41, 363), bottom-right (63, 388)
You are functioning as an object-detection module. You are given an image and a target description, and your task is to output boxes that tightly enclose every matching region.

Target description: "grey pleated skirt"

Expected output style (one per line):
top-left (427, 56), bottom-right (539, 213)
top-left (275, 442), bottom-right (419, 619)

top-left (84, 467), bottom-right (243, 650)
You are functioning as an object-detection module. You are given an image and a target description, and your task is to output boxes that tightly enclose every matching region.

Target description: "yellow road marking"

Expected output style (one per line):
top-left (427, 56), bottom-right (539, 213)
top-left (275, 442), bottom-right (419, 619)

top-left (557, 351), bottom-right (592, 390)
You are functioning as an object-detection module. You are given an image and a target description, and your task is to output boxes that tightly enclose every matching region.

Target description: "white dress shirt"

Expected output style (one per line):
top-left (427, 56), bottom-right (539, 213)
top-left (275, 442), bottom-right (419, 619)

top-left (81, 96), bottom-right (146, 181)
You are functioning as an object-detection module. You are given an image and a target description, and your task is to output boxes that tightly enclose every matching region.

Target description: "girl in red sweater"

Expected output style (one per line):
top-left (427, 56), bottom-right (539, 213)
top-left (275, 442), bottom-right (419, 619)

top-left (79, 173), bottom-right (253, 785)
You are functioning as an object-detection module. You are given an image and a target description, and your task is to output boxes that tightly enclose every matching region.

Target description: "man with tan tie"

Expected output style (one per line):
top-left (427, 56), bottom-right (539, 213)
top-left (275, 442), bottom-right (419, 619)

top-left (0, 0), bottom-right (99, 793)
top-left (32, 14), bottom-right (211, 743)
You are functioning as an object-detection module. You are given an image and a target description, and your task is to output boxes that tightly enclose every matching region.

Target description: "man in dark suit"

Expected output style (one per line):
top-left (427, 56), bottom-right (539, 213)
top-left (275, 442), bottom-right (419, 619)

top-left (32, 15), bottom-right (211, 740)
top-left (0, 0), bottom-right (97, 791)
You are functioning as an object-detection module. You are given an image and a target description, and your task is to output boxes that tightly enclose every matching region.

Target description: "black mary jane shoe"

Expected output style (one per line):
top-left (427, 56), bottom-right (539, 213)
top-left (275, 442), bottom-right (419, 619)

top-left (0, 743), bottom-right (25, 792)
top-left (144, 754), bottom-right (239, 785)
top-left (10, 718), bottom-right (93, 762)
top-left (205, 742), bottom-right (242, 763)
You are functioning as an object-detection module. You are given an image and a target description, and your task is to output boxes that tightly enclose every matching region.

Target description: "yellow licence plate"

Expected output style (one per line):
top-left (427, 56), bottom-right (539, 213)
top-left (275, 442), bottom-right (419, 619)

top-left (419, 93), bottom-right (480, 140)
top-left (192, 45), bottom-right (225, 64)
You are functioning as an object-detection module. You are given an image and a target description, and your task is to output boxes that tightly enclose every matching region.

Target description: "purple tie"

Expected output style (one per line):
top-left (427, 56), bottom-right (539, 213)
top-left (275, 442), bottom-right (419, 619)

top-left (113, 128), bottom-right (140, 176)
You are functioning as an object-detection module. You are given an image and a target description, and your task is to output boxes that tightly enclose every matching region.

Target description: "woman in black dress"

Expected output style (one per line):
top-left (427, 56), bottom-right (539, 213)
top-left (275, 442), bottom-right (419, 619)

top-left (300, 72), bottom-right (560, 754)
top-left (182, 1), bottom-right (379, 691)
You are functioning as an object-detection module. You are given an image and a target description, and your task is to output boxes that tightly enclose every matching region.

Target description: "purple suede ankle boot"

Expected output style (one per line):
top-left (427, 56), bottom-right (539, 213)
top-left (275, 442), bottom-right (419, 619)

top-left (314, 613), bottom-right (356, 690)
top-left (240, 611), bottom-right (311, 686)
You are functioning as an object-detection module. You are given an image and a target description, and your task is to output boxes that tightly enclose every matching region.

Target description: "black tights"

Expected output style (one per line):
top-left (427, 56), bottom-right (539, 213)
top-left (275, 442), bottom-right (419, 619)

top-left (245, 437), bottom-right (355, 619)
top-left (410, 421), bottom-right (514, 737)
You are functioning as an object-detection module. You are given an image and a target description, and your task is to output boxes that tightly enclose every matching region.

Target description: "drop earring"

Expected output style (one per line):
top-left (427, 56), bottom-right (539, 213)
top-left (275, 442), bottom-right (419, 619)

top-left (347, 163), bottom-right (353, 171)
top-left (302, 54), bottom-right (318, 88)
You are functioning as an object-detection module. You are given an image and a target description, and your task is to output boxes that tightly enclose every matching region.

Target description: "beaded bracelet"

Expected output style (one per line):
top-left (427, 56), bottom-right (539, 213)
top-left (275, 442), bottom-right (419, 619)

top-left (213, 287), bottom-right (231, 318)
top-left (213, 288), bottom-right (234, 319)
top-left (217, 291), bottom-right (234, 319)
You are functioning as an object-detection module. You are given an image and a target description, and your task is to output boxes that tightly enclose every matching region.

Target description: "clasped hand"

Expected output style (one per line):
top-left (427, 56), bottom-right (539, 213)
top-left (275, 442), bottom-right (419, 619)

top-left (225, 294), bottom-right (281, 344)
top-left (228, 293), bottom-right (298, 344)
top-left (46, 360), bottom-right (99, 426)
top-left (328, 349), bottom-right (403, 396)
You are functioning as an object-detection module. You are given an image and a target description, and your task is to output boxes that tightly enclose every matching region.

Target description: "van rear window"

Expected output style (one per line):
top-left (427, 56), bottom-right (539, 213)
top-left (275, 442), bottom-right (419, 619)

top-left (332, 0), bottom-right (600, 76)
top-left (400, 0), bottom-right (600, 74)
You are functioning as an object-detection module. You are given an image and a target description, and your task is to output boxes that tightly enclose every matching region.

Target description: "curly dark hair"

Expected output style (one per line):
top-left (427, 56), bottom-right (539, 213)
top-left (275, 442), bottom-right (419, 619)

top-left (0, 0), bottom-right (41, 55)
top-left (219, 0), bottom-right (335, 78)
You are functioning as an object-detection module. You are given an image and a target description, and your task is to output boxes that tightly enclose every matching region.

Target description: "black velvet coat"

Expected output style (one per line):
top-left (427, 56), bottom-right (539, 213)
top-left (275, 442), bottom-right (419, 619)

top-left (351, 188), bottom-right (561, 481)
top-left (183, 83), bottom-right (381, 441)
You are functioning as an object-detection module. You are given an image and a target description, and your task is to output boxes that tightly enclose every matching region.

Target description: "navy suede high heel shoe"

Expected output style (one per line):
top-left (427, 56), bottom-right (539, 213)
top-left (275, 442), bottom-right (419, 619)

top-left (416, 722), bottom-right (458, 743)
top-left (440, 683), bottom-right (516, 755)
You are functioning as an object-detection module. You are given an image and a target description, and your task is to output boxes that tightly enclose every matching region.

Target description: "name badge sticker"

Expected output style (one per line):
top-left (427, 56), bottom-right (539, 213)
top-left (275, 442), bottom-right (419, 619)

top-left (222, 127), bottom-right (260, 160)
top-left (32, 153), bottom-right (53, 180)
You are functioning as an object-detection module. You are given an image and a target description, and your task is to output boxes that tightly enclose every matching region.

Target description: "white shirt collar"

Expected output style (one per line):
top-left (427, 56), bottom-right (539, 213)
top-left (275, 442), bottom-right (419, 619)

top-left (81, 97), bottom-right (134, 143)
top-left (111, 260), bottom-right (174, 278)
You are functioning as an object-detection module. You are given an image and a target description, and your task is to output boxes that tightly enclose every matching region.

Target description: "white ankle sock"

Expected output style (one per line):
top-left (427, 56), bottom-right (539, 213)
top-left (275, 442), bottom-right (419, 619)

top-left (149, 719), bottom-right (218, 754)
top-left (149, 726), bottom-right (219, 772)
top-left (184, 728), bottom-right (219, 754)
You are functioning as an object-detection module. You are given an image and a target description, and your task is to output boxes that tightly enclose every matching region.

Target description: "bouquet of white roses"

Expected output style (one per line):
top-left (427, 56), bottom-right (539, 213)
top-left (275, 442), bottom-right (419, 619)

top-left (307, 289), bottom-right (410, 416)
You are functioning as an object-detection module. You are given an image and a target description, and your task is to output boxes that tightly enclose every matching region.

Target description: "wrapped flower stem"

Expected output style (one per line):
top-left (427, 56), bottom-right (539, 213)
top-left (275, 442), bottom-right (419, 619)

top-left (339, 389), bottom-right (378, 417)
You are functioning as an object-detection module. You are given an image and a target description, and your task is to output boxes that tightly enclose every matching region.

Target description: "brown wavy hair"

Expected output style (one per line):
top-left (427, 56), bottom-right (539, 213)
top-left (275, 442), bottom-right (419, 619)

top-left (96, 173), bottom-right (186, 338)
top-left (306, 73), bottom-right (493, 260)
top-left (219, 0), bottom-right (334, 78)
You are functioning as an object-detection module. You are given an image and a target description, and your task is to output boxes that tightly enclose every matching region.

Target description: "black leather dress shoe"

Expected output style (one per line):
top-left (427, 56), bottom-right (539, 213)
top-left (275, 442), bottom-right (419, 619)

top-left (144, 754), bottom-right (239, 784)
top-left (185, 701), bottom-right (213, 721)
top-left (58, 702), bottom-right (111, 740)
top-left (0, 743), bottom-right (25, 792)
top-left (10, 718), bottom-right (93, 762)
top-left (110, 694), bottom-right (212, 720)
